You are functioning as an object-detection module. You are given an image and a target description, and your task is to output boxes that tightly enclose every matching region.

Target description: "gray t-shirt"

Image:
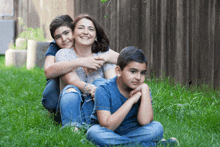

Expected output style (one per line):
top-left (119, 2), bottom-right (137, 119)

top-left (55, 48), bottom-right (116, 84)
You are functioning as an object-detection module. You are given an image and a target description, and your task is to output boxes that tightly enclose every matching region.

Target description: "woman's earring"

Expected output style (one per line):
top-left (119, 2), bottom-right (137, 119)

top-left (95, 38), bottom-right (97, 41)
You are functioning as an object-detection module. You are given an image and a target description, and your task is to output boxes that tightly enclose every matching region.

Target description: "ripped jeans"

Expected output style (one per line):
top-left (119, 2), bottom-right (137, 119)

top-left (59, 78), bottom-right (106, 128)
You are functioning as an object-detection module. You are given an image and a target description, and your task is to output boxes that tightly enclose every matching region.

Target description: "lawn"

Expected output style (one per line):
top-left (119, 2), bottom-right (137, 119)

top-left (0, 55), bottom-right (219, 147)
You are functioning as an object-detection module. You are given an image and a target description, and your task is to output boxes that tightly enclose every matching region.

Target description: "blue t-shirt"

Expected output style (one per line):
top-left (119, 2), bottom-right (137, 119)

top-left (45, 40), bottom-right (60, 57)
top-left (91, 76), bottom-right (147, 135)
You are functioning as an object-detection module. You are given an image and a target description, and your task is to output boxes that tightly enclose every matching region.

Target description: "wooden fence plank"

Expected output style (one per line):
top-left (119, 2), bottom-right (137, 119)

top-left (160, 0), bottom-right (167, 77)
top-left (214, 0), bottom-right (220, 88)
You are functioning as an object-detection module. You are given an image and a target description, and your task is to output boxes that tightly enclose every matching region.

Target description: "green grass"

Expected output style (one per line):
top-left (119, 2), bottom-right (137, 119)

top-left (0, 55), bottom-right (219, 147)
top-left (0, 55), bottom-right (94, 147)
top-left (149, 77), bottom-right (220, 147)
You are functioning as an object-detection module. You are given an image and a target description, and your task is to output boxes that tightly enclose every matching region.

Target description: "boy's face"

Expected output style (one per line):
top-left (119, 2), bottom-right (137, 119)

top-left (117, 61), bottom-right (147, 90)
top-left (54, 26), bottom-right (73, 49)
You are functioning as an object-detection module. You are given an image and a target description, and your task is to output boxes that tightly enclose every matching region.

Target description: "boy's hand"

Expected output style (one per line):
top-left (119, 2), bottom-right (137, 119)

top-left (83, 57), bottom-right (105, 70)
top-left (129, 83), bottom-right (150, 97)
top-left (129, 91), bottom-right (142, 104)
top-left (95, 54), bottom-right (108, 63)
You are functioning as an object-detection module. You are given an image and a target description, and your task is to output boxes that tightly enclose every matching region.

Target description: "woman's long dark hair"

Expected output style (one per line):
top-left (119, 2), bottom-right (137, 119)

top-left (71, 14), bottom-right (109, 53)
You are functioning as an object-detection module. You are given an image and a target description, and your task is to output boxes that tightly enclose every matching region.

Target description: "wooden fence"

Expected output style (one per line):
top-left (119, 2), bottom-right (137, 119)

top-left (74, 0), bottom-right (220, 89)
top-left (13, 0), bottom-right (220, 89)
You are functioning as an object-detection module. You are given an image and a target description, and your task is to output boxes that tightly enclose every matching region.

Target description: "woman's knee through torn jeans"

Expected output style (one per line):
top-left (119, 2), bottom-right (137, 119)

top-left (60, 78), bottom-right (106, 128)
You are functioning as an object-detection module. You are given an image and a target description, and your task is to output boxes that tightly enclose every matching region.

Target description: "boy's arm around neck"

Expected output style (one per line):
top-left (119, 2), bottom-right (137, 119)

top-left (97, 49), bottom-right (119, 65)
top-left (106, 49), bottom-right (119, 64)
top-left (44, 56), bottom-right (80, 79)
top-left (46, 49), bottom-right (105, 79)
top-left (44, 41), bottom-right (77, 79)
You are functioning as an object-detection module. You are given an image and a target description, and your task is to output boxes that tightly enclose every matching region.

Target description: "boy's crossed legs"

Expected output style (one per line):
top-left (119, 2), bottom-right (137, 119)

top-left (87, 121), bottom-right (164, 147)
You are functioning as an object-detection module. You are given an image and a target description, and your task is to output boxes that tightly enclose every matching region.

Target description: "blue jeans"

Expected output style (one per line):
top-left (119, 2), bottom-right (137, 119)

top-left (60, 78), bottom-right (106, 128)
top-left (42, 78), bottom-right (60, 112)
top-left (41, 78), bottom-right (61, 123)
top-left (87, 121), bottom-right (164, 147)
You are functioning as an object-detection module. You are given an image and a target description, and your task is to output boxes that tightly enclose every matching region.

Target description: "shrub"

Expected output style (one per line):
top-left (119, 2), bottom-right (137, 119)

top-left (11, 17), bottom-right (47, 50)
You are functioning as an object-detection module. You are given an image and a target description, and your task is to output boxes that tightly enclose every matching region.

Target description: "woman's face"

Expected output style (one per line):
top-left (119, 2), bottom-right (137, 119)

top-left (73, 18), bottom-right (97, 47)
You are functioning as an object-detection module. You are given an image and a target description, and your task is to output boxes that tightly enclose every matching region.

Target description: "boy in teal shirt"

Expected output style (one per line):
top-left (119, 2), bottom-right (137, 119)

top-left (87, 46), bottom-right (179, 146)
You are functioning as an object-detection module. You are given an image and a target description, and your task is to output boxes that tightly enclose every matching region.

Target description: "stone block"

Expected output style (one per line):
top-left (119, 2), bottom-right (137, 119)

top-left (5, 49), bottom-right (27, 67)
top-left (16, 38), bottom-right (27, 49)
top-left (26, 40), bottom-right (50, 69)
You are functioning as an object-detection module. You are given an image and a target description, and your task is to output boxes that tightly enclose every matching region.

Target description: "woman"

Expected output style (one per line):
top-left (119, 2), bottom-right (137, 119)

top-left (55, 14), bottom-right (116, 129)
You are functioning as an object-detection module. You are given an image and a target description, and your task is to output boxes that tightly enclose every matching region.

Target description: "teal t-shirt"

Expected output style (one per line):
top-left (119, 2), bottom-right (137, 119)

top-left (91, 76), bottom-right (146, 135)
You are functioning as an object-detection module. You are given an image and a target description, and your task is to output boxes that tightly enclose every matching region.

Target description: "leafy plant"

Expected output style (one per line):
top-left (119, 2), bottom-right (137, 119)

top-left (9, 41), bottom-right (27, 50)
top-left (18, 27), bottom-right (46, 42)
top-left (11, 17), bottom-right (47, 50)
top-left (100, 0), bottom-right (108, 4)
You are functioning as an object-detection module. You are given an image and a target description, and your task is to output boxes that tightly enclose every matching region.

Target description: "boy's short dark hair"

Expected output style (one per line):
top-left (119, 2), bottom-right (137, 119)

top-left (49, 15), bottom-right (73, 39)
top-left (117, 46), bottom-right (148, 70)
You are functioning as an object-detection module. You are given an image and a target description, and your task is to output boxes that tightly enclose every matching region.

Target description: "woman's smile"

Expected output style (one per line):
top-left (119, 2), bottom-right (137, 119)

top-left (73, 18), bottom-right (96, 46)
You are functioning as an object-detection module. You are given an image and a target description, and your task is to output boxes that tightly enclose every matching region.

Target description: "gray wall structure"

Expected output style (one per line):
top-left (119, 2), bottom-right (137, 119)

top-left (0, 20), bottom-right (15, 54)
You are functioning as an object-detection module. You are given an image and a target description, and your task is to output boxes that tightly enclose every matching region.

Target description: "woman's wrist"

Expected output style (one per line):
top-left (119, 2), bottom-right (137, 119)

top-left (84, 83), bottom-right (95, 95)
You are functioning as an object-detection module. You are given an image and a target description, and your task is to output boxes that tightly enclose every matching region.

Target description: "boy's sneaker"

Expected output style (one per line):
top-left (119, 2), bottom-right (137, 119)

top-left (158, 137), bottom-right (179, 146)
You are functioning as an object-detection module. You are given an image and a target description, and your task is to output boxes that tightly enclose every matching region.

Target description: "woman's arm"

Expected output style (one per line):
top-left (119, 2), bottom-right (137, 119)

top-left (60, 70), bottom-right (96, 97)
top-left (60, 65), bottom-right (115, 97)
top-left (60, 70), bottom-right (86, 92)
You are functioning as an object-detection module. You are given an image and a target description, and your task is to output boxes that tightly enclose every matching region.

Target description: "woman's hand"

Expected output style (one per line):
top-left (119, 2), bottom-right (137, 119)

top-left (89, 85), bottom-right (96, 98)
top-left (85, 84), bottom-right (97, 98)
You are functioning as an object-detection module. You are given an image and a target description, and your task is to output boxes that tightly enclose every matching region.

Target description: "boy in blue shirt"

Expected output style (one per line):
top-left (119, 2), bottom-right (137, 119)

top-left (87, 46), bottom-right (179, 146)
top-left (42, 15), bottom-right (75, 123)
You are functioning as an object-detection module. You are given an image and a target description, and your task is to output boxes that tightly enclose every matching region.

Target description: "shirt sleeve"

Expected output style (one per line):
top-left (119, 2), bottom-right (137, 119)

top-left (103, 63), bottom-right (117, 72)
top-left (45, 40), bottom-right (60, 57)
top-left (55, 49), bottom-right (77, 62)
top-left (94, 85), bottom-right (111, 111)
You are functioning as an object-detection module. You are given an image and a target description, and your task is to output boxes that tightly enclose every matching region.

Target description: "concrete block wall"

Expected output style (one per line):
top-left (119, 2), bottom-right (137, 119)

top-left (0, 20), bottom-right (15, 54)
